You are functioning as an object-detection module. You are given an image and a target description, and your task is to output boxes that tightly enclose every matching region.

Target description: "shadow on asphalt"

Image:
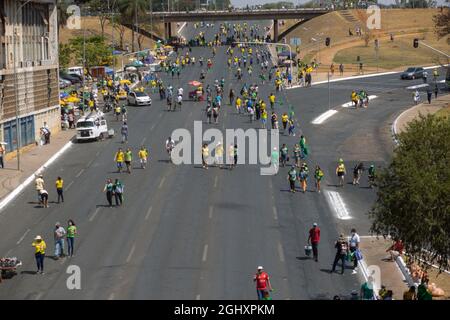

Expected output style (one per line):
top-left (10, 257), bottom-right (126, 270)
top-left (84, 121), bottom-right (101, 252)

top-left (157, 159), bottom-right (171, 164)
top-left (320, 268), bottom-right (333, 274)
top-left (296, 257), bottom-right (312, 261)
top-left (20, 271), bottom-right (37, 276)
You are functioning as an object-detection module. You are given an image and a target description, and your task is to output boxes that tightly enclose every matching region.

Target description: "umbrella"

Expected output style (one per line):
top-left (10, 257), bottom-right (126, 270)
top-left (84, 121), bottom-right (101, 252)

top-left (65, 96), bottom-right (80, 103)
top-left (120, 79), bottom-right (132, 85)
top-left (125, 66), bottom-right (137, 72)
top-left (189, 80), bottom-right (202, 87)
top-left (60, 92), bottom-right (69, 99)
top-left (278, 51), bottom-right (296, 58)
top-left (282, 59), bottom-right (294, 66)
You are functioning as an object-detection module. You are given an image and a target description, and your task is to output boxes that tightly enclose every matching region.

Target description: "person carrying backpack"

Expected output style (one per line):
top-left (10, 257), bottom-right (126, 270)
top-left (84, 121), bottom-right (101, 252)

top-left (332, 235), bottom-right (348, 274)
top-left (299, 163), bottom-right (309, 193)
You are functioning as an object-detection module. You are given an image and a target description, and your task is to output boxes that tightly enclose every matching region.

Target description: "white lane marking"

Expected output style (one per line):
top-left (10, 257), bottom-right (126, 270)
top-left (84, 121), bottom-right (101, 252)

top-left (178, 22), bottom-right (187, 34)
top-left (17, 229), bottom-right (31, 245)
top-left (150, 123), bottom-right (156, 131)
top-left (108, 293), bottom-right (115, 300)
top-left (324, 190), bottom-right (351, 220)
top-left (75, 169), bottom-right (84, 178)
top-left (214, 175), bottom-right (218, 188)
top-left (87, 159), bottom-right (94, 167)
top-left (126, 244), bottom-right (136, 263)
top-left (35, 292), bottom-right (43, 300)
top-left (406, 83), bottom-right (429, 90)
top-left (196, 294), bottom-right (201, 300)
top-left (66, 181), bottom-right (74, 191)
top-left (145, 206), bottom-right (153, 220)
top-left (341, 95), bottom-right (378, 108)
top-left (89, 207), bottom-right (100, 222)
top-left (208, 206), bottom-right (213, 219)
top-left (158, 177), bottom-right (165, 189)
top-left (202, 244), bottom-right (208, 262)
top-left (5, 249), bottom-right (12, 257)
top-left (96, 151), bottom-right (101, 157)
top-left (311, 110), bottom-right (338, 124)
top-left (141, 137), bottom-right (147, 145)
top-left (272, 206), bottom-right (278, 221)
top-left (0, 141), bottom-right (73, 213)
top-left (278, 242), bottom-right (285, 262)
top-left (158, 113), bottom-right (162, 118)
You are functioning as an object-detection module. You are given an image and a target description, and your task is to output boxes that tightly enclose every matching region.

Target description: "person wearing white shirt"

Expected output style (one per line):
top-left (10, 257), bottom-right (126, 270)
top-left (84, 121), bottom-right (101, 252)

top-left (349, 228), bottom-right (360, 274)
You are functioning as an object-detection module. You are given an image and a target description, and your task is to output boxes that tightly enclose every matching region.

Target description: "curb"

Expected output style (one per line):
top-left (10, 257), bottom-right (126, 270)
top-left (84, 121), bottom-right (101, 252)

top-left (395, 256), bottom-right (416, 288)
top-left (0, 140), bottom-right (74, 213)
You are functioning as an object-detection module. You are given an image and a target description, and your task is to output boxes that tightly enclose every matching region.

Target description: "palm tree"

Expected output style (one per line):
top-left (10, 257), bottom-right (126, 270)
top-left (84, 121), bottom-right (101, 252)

top-left (117, 0), bottom-right (148, 52)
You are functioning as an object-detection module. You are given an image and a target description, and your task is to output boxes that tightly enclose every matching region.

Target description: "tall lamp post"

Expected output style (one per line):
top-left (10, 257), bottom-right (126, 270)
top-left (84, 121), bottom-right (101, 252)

top-left (13, 0), bottom-right (33, 171)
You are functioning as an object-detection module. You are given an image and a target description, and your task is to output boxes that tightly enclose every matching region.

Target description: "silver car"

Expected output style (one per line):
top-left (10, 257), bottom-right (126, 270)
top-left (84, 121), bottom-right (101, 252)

top-left (127, 91), bottom-right (152, 106)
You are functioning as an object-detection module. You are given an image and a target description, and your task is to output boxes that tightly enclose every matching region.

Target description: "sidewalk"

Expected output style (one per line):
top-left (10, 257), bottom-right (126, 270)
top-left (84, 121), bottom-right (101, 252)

top-left (393, 93), bottom-right (450, 138)
top-left (360, 237), bottom-right (408, 300)
top-left (0, 129), bottom-right (75, 201)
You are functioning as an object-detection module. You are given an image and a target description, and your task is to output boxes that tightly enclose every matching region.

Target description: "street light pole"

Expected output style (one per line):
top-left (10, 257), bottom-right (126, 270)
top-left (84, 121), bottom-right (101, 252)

top-left (13, 0), bottom-right (33, 171)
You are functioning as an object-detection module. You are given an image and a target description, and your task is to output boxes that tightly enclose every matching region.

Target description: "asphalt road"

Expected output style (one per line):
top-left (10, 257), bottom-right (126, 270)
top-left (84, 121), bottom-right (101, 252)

top-left (0, 21), bottom-right (447, 300)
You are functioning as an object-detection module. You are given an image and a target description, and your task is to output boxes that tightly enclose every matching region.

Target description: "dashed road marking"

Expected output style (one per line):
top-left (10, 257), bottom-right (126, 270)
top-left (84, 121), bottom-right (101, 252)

top-left (202, 244), bottom-right (208, 262)
top-left (66, 181), bottom-right (74, 191)
top-left (150, 123), bottom-right (156, 131)
top-left (208, 206), bottom-right (213, 219)
top-left (158, 177), bottom-right (166, 189)
top-left (278, 242), bottom-right (285, 262)
top-left (108, 293), bottom-right (115, 300)
top-left (214, 176), bottom-right (218, 188)
top-left (35, 292), bottom-right (43, 300)
top-left (126, 244), bottom-right (136, 263)
top-left (141, 137), bottom-right (147, 145)
top-left (272, 206), bottom-right (278, 221)
top-left (96, 151), bottom-right (101, 157)
top-left (89, 207), bottom-right (100, 222)
top-left (87, 159), bottom-right (94, 167)
top-left (145, 206), bottom-right (153, 220)
top-left (17, 228), bottom-right (30, 245)
top-left (196, 294), bottom-right (201, 300)
top-left (311, 110), bottom-right (338, 125)
top-left (75, 169), bottom-right (84, 178)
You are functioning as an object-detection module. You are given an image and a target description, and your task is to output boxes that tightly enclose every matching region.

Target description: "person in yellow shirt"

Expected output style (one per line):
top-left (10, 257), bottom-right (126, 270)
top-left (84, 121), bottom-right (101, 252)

top-left (215, 141), bottom-right (224, 169)
top-left (336, 159), bottom-right (346, 187)
top-left (269, 93), bottom-right (276, 109)
top-left (138, 146), bottom-right (148, 169)
top-left (235, 97), bottom-right (242, 114)
top-left (32, 235), bottom-right (46, 274)
top-left (261, 109), bottom-right (268, 129)
top-left (55, 176), bottom-right (64, 203)
top-left (261, 101), bottom-right (267, 112)
top-left (114, 148), bottom-right (125, 173)
top-left (281, 113), bottom-right (289, 132)
top-left (202, 143), bottom-right (209, 169)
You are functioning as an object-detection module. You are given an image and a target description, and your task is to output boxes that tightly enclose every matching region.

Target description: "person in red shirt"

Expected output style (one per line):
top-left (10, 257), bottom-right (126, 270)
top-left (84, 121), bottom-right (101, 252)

top-left (307, 223), bottom-right (321, 262)
top-left (386, 239), bottom-right (404, 261)
top-left (253, 266), bottom-right (273, 300)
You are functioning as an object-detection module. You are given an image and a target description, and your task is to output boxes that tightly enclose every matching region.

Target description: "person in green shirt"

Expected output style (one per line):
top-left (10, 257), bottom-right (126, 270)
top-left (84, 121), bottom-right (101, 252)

top-left (125, 148), bottom-right (133, 174)
top-left (67, 219), bottom-right (77, 257)
top-left (314, 165), bottom-right (324, 193)
top-left (360, 278), bottom-right (374, 300)
top-left (262, 290), bottom-right (272, 300)
top-left (271, 147), bottom-right (279, 174)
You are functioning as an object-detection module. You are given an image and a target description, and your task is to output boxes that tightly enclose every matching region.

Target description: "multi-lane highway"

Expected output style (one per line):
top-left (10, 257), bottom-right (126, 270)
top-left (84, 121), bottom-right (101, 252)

top-left (0, 20), bottom-right (446, 300)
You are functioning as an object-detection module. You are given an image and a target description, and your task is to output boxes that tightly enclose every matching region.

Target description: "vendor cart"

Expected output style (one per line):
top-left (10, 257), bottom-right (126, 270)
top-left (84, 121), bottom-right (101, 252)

top-left (0, 257), bottom-right (22, 282)
top-left (188, 81), bottom-right (204, 101)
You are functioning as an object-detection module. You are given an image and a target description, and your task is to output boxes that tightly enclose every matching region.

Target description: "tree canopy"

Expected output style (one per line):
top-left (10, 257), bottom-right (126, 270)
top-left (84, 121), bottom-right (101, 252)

top-left (369, 114), bottom-right (450, 271)
top-left (67, 35), bottom-right (113, 69)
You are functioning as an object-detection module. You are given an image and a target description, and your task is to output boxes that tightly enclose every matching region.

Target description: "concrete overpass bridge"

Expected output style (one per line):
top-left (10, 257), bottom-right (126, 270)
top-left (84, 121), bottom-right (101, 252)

top-left (148, 8), bottom-right (331, 41)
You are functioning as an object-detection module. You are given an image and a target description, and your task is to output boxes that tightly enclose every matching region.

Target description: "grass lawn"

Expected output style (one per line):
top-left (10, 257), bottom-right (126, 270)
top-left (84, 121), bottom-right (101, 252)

top-left (333, 33), bottom-right (449, 69)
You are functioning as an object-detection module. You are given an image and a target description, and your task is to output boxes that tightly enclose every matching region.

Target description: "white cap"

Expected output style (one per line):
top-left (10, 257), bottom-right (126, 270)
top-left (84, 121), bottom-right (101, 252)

top-left (34, 235), bottom-right (42, 240)
top-left (313, 223), bottom-right (317, 227)
top-left (257, 266), bottom-right (263, 270)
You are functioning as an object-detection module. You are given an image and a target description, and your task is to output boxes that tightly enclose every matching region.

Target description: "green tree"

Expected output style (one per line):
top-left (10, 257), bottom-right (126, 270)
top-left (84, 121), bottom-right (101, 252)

top-left (69, 36), bottom-right (113, 69)
top-left (58, 43), bottom-right (72, 68)
top-left (117, 0), bottom-right (148, 52)
top-left (369, 114), bottom-right (450, 271)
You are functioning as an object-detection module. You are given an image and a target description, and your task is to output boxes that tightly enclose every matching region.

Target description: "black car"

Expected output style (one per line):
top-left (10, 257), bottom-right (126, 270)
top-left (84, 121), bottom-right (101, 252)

top-left (400, 67), bottom-right (425, 80)
top-left (59, 71), bottom-right (82, 84)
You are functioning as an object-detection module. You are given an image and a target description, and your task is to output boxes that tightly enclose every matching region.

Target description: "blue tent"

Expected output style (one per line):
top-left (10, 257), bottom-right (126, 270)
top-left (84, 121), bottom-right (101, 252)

top-left (105, 67), bottom-right (114, 75)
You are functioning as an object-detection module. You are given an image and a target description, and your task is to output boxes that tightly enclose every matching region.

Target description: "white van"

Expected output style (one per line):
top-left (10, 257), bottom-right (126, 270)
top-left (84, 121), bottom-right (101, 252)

top-left (76, 111), bottom-right (109, 141)
top-left (67, 66), bottom-right (84, 77)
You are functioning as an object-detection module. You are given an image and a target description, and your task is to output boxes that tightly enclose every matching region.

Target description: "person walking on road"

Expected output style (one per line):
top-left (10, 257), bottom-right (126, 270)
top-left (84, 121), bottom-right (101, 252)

top-left (352, 162), bottom-right (364, 185)
top-left (349, 228), bottom-right (361, 274)
top-left (113, 179), bottom-right (124, 206)
top-left (314, 165), bottom-right (324, 193)
top-left (271, 147), bottom-right (279, 174)
top-left (125, 148), bottom-right (133, 174)
top-left (336, 159), bottom-right (346, 187)
top-left (331, 234), bottom-right (348, 274)
top-left (40, 189), bottom-right (49, 208)
top-left (35, 174), bottom-right (45, 204)
top-left (427, 87), bottom-right (432, 104)
top-left (32, 235), bottom-right (46, 274)
top-left (114, 148), bottom-right (125, 173)
top-left (202, 143), bottom-right (209, 169)
top-left (104, 178), bottom-right (114, 208)
top-left (299, 163), bottom-right (309, 193)
top-left (339, 63), bottom-right (344, 76)
top-left (55, 176), bottom-right (64, 203)
top-left (215, 141), bottom-right (224, 168)
top-left (54, 222), bottom-right (66, 259)
top-left (308, 223), bottom-right (320, 262)
top-left (138, 146), bottom-right (148, 169)
top-left (254, 266), bottom-right (273, 300)
top-left (67, 220), bottom-right (77, 257)
top-left (287, 165), bottom-right (297, 193)
top-left (121, 122), bottom-right (128, 143)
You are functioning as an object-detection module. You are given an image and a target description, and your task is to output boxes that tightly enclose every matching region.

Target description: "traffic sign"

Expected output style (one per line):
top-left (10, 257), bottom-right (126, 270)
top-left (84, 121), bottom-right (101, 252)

top-left (290, 37), bottom-right (301, 46)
